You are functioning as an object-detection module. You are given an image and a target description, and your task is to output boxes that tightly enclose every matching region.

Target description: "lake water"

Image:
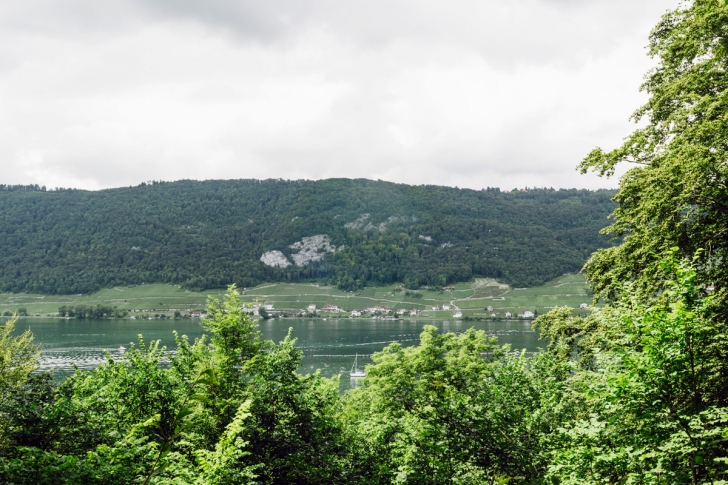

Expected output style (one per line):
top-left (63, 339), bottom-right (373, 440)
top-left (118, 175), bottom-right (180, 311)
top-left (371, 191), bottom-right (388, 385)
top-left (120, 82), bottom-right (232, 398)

top-left (9, 317), bottom-right (543, 392)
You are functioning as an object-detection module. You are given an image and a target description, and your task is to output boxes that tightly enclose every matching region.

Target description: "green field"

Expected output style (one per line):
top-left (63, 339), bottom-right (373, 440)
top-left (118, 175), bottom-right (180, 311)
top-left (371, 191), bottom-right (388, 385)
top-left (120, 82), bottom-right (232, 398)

top-left (0, 274), bottom-right (594, 319)
top-left (0, 285), bottom-right (225, 317)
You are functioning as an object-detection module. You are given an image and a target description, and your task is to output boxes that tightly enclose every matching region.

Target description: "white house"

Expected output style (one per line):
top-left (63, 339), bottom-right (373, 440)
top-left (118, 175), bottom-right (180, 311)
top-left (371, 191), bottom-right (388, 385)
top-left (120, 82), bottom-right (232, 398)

top-left (431, 305), bottom-right (440, 311)
top-left (264, 304), bottom-right (274, 311)
top-left (453, 311), bottom-right (463, 318)
top-left (442, 304), bottom-right (451, 310)
top-left (397, 309), bottom-right (408, 315)
top-left (486, 306), bottom-right (494, 312)
top-left (522, 311), bottom-right (535, 318)
top-left (409, 309), bottom-right (420, 316)
top-left (308, 304), bottom-right (317, 311)
top-left (579, 303), bottom-right (588, 309)
top-left (505, 312), bottom-right (512, 318)
top-left (350, 310), bottom-right (362, 317)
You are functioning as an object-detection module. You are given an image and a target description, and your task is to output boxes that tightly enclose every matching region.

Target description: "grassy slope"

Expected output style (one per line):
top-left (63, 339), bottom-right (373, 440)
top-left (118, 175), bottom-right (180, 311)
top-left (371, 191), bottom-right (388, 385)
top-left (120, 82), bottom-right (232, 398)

top-left (0, 274), bottom-right (592, 318)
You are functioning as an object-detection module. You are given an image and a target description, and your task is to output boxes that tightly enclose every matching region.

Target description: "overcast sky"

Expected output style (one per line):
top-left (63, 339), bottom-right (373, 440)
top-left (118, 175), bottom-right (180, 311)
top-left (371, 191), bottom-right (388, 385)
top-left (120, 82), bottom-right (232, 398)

top-left (0, 0), bottom-right (678, 191)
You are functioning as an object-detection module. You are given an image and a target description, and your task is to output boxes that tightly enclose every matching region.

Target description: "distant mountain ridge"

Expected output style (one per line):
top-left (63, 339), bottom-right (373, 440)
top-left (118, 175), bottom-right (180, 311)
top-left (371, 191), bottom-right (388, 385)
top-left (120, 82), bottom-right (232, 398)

top-left (0, 179), bottom-right (616, 294)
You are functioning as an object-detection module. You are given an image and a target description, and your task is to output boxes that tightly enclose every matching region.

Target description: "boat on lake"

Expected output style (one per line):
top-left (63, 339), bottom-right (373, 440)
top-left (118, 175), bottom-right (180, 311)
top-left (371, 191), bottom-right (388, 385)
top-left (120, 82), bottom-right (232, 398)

top-left (350, 353), bottom-right (366, 378)
top-left (118, 346), bottom-right (127, 353)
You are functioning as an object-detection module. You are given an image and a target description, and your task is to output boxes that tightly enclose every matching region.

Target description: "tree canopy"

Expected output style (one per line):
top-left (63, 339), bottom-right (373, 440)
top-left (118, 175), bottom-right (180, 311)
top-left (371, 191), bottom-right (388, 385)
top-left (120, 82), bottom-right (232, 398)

top-left (580, 0), bottom-right (728, 311)
top-left (0, 180), bottom-right (614, 294)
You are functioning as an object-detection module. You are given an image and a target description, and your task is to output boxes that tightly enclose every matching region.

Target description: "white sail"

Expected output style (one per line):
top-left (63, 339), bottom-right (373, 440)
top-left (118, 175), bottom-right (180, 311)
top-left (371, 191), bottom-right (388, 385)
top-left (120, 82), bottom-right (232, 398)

top-left (350, 353), bottom-right (366, 377)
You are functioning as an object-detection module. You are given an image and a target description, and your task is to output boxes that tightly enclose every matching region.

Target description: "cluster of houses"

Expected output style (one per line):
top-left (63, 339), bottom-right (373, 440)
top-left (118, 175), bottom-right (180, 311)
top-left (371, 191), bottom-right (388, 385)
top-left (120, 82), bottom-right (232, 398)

top-left (234, 301), bottom-right (591, 320)
top-left (350, 306), bottom-right (393, 317)
top-left (240, 304), bottom-right (276, 316)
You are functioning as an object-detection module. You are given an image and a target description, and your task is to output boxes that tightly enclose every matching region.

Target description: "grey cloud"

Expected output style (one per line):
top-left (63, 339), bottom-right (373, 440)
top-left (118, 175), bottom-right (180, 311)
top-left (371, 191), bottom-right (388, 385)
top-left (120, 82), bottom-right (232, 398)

top-left (1, 0), bottom-right (671, 66)
top-left (0, 0), bottom-right (678, 191)
top-left (135, 0), bottom-right (313, 41)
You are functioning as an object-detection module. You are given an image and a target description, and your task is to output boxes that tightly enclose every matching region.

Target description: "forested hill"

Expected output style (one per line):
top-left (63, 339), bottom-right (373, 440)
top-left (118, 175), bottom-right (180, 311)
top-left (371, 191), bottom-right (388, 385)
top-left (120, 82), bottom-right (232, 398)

top-left (0, 179), bottom-right (615, 294)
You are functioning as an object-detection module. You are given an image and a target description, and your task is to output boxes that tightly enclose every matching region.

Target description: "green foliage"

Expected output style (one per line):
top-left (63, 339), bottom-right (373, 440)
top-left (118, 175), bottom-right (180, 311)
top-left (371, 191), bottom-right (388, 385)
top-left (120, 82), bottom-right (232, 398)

top-left (554, 3), bottom-right (728, 478)
top-left (341, 326), bottom-right (571, 483)
top-left (0, 286), bottom-right (350, 484)
top-left (58, 304), bottom-right (126, 318)
top-left (0, 180), bottom-right (615, 295)
top-left (0, 316), bottom-right (39, 403)
top-left (579, 0), bottom-right (728, 311)
top-left (239, 331), bottom-right (346, 483)
top-left (532, 307), bottom-right (602, 368)
top-left (544, 259), bottom-right (728, 484)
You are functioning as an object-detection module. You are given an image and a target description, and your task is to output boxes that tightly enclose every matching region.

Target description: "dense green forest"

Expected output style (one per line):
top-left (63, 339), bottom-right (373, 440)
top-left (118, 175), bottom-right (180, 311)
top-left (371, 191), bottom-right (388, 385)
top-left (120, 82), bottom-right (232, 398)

top-left (0, 180), bottom-right (614, 294)
top-left (4, 1), bottom-right (728, 483)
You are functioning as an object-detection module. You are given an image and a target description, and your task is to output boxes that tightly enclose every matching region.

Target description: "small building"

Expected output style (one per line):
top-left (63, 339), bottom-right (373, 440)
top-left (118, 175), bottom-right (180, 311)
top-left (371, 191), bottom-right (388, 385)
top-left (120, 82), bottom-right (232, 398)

top-left (491, 313), bottom-right (497, 317)
top-left (264, 304), bottom-right (274, 311)
top-left (453, 311), bottom-right (463, 318)
top-left (579, 303), bottom-right (588, 309)
top-left (350, 310), bottom-right (362, 317)
top-left (409, 309), bottom-right (420, 316)
top-left (522, 311), bottom-right (535, 318)
top-left (397, 309), bottom-right (408, 315)
top-left (505, 312), bottom-right (512, 318)
top-left (442, 304), bottom-right (451, 311)
top-left (431, 305), bottom-right (440, 311)
top-left (323, 304), bottom-right (341, 312)
top-left (486, 306), bottom-right (494, 312)
top-left (308, 304), bottom-right (317, 311)
top-left (191, 311), bottom-right (202, 318)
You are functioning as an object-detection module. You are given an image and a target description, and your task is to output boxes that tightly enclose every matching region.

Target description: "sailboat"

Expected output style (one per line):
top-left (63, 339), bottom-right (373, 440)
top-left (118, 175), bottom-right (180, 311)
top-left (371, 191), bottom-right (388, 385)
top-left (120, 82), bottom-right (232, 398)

top-left (350, 353), bottom-right (366, 378)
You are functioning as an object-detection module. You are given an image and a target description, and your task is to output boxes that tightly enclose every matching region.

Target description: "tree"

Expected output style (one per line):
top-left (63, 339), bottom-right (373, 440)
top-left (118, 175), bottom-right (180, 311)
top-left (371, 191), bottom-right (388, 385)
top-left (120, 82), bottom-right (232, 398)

top-left (0, 317), bottom-right (40, 448)
top-left (579, 0), bottom-right (728, 311)
top-left (238, 331), bottom-right (346, 484)
top-left (0, 317), bottom-right (39, 397)
top-left (545, 260), bottom-right (728, 484)
top-left (17, 308), bottom-right (27, 317)
top-left (341, 326), bottom-right (570, 483)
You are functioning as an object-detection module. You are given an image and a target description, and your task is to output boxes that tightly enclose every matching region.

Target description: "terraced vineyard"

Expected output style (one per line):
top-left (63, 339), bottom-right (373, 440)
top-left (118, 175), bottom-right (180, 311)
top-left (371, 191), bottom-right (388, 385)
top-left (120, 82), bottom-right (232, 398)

top-left (0, 274), bottom-right (593, 319)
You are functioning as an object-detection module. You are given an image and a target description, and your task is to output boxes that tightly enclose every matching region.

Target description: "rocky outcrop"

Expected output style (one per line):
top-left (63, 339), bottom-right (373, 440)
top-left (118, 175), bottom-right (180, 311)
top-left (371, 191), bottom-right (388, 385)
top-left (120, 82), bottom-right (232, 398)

top-left (289, 235), bottom-right (340, 266)
top-left (260, 235), bottom-right (342, 268)
top-left (260, 250), bottom-right (291, 268)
